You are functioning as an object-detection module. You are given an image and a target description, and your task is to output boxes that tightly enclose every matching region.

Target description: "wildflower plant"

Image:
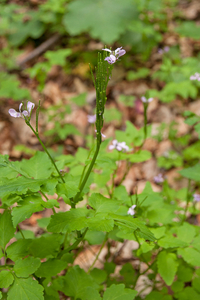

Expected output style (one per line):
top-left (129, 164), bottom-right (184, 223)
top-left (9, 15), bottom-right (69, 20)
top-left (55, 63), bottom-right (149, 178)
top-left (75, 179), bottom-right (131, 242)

top-left (1, 48), bottom-right (200, 300)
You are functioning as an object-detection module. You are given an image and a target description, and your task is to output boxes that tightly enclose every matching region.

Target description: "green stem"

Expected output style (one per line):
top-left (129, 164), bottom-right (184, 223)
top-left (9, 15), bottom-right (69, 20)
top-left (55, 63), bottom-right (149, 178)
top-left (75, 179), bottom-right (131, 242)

top-left (64, 228), bottom-right (88, 253)
top-left (40, 190), bottom-right (56, 214)
top-left (87, 232), bottom-right (108, 273)
top-left (73, 141), bottom-right (101, 203)
top-left (26, 121), bottom-right (65, 184)
top-left (182, 179), bottom-right (191, 224)
top-left (17, 225), bottom-right (25, 239)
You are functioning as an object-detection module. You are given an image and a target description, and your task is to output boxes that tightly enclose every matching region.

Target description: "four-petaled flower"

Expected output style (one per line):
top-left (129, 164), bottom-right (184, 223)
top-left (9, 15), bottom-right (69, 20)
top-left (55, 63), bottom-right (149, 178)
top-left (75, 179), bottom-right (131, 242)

top-left (102, 47), bottom-right (126, 64)
top-left (87, 114), bottom-right (96, 124)
top-left (9, 101), bottom-right (35, 119)
top-left (109, 140), bottom-right (130, 152)
top-left (193, 193), bottom-right (200, 202)
top-left (141, 96), bottom-right (153, 103)
top-left (127, 205), bottom-right (136, 216)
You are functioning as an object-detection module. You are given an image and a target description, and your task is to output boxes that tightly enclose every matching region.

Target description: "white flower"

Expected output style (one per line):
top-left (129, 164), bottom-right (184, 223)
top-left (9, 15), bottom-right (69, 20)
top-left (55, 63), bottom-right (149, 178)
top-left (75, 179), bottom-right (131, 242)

top-left (109, 140), bottom-right (130, 152)
top-left (87, 114), bottom-right (96, 124)
top-left (102, 47), bottom-right (126, 64)
top-left (141, 96), bottom-right (153, 103)
top-left (9, 101), bottom-right (35, 119)
top-left (127, 205), bottom-right (136, 216)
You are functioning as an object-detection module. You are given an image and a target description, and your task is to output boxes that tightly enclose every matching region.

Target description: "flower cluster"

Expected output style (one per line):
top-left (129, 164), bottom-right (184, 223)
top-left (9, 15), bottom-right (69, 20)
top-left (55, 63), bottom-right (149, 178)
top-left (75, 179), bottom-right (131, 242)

top-left (87, 114), bottom-right (96, 124)
top-left (9, 102), bottom-right (35, 119)
top-left (102, 47), bottom-right (126, 65)
top-left (127, 205), bottom-right (136, 216)
top-left (158, 46), bottom-right (170, 54)
top-left (109, 140), bottom-right (130, 152)
top-left (190, 73), bottom-right (200, 81)
top-left (141, 96), bottom-right (153, 103)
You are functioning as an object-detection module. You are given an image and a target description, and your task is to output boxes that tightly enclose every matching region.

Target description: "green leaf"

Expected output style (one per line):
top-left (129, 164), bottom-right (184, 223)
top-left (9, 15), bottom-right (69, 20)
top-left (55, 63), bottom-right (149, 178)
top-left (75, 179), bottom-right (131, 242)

top-left (14, 257), bottom-right (41, 277)
top-left (35, 259), bottom-right (68, 278)
top-left (179, 163), bottom-right (200, 181)
top-left (0, 270), bottom-right (14, 288)
top-left (63, 0), bottom-right (138, 44)
top-left (178, 247), bottom-right (200, 267)
top-left (103, 284), bottom-right (137, 300)
top-left (0, 210), bottom-right (15, 248)
top-left (157, 251), bottom-right (178, 286)
top-left (85, 230), bottom-right (106, 245)
top-left (6, 239), bottom-right (32, 262)
top-left (158, 234), bottom-right (187, 249)
top-left (19, 152), bottom-right (54, 179)
top-left (176, 223), bottom-right (196, 244)
top-left (87, 214), bottom-right (114, 232)
top-left (70, 92), bottom-right (87, 107)
top-left (44, 49), bottom-right (72, 66)
top-left (29, 234), bottom-right (63, 259)
top-left (7, 277), bottom-right (44, 300)
top-left (128, 150), bottom-right (151, 163)
top-left (0, 177), bottom-right (46, 198)
top-left (110, 214), bottom-right (155, 241)
top-left (61, 265), bottom-right (100, 300)
top-left (88, 193), bottom-right (120, 213)
top-left (56, 181), bottom-right (79, 199)
top-left (11, 195), bottom-right (45, 227)
top-left (90, 268), bottom-right (107, 285)
top-left (175, 21), bottom-right (200, 40)
top-left (47, 209), bottom-right (88, 233)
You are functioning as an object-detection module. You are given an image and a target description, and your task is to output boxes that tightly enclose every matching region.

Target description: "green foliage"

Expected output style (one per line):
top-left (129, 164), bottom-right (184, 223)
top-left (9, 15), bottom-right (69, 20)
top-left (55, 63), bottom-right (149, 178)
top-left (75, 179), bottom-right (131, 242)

top-left (157, 251), bottom-right (178, 285)
top-left (0, 73), bottom-right (30, 101)
top-left (63, 0), bottom-right (138, 44)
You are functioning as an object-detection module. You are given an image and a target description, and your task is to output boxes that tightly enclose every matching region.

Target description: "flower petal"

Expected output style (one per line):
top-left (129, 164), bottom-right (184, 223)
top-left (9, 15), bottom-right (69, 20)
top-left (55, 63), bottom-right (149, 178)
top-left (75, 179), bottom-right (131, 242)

top-left (22, 110), bottom-right (29, 116)
top-left (9, 109), bottom-right (21, 118)
top-left (102, 48), bottom-right (112, 53)
top-left (27, 101), bottom-right (35, 114)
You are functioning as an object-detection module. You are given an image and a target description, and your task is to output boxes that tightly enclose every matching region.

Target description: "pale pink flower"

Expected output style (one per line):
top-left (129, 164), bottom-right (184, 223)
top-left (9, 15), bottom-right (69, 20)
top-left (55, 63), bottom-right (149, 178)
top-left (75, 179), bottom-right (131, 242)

top-left (193, 193), bottom-right (200, 202)
top-left (9, 101), bottom-right (35, 119)
top-left (154, 173), bottom-right (164, 183)
top-left (109, 140), bottom-right (130, 152)
top-left (141, 96), bottom-right (153, 103)
top-left (102, 47), bottom-right (126, 64)
top-left (87, 114), bottom-right (96, 124)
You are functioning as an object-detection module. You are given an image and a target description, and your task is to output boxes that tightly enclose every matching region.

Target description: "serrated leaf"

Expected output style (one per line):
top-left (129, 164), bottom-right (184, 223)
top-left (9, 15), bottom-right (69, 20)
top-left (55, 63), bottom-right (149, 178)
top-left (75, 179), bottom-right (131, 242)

top-left (14, 257), bottom-right (41, 277)
top-left (0, 271), bottom-right (14, 288)
top-left (87, 214), bottom-right (114, 232)
top-left (29, 234), bottom-right (63, 259)
top-left (56, 181), bottom-right (79, 199)
top-left (7, 277), bottom-right (44, 300)
top-left (12, 195), bottom-right (45, 227)
top-left (6, 239), bottom-right (32, 262)
top-left (17, 151), bottom-right (54, 179)
top-left (178, 247), bottom-right (200, 267)
top-left (110, 214), bottom-right (155, 241)
top-left (158, 234), bottom-right (187, 249)
top-left (61, 265), bottom-right (100, 299)
top-left (47, 209), bottom-right (88, 233)
top-left (157, 251), bottom-right (178, 286)
top-left (176, 223), bottom-right (196, 244)
top-left (88, 193), bottom-right (120, 213)
top-left (103, 283), bottom-right (137, 300)
top-left (35, 259), bottom-right (68, 278)
top-left (179, 163), bottom-right (200, 181)
top-left (0, 177), bottom-right (46, 198)
top-left (63, 0), bottom-right (138, 44)
top-left (0, 210), bottom-right (15, 249)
